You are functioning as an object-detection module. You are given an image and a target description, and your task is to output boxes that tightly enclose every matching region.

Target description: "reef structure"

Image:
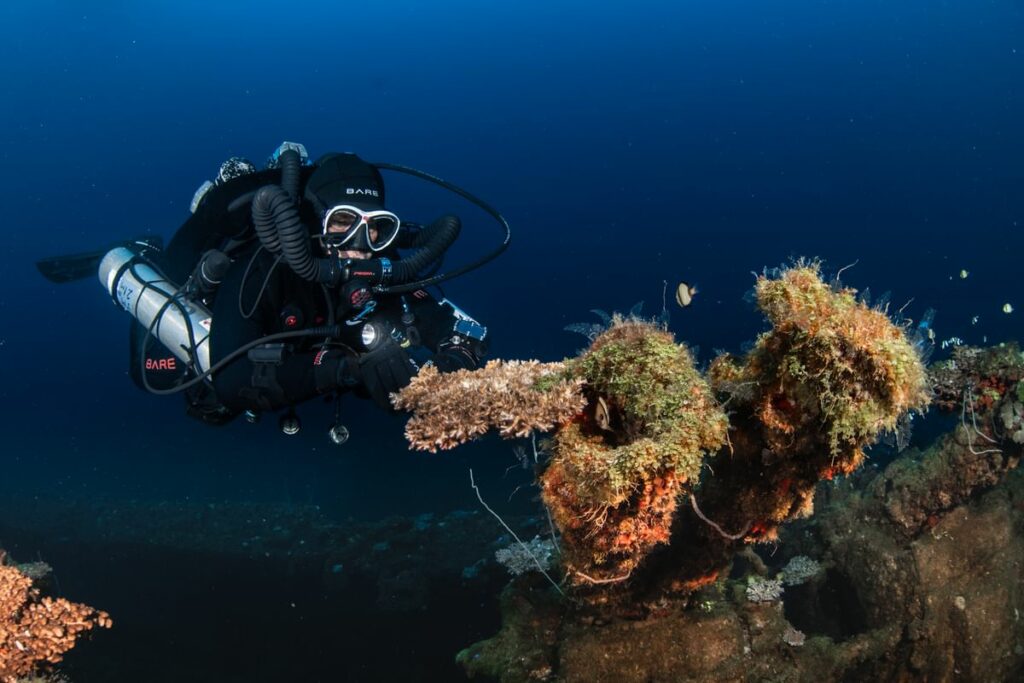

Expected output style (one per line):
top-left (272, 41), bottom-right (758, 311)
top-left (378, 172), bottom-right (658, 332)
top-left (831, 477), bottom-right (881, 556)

top-left (392, 263), bottom-right (1024, 682)
top-left (654, 263), bottom-right (932, 595)
top-left (397, 263), bottom-right (929, 592)
top-left (541, 320), bottom-right (728, 586)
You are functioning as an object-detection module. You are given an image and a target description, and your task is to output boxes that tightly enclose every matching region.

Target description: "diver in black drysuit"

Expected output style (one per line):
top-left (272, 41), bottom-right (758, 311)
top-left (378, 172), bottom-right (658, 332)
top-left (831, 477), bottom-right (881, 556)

top-left (131, 149), bottom-right (488, 427)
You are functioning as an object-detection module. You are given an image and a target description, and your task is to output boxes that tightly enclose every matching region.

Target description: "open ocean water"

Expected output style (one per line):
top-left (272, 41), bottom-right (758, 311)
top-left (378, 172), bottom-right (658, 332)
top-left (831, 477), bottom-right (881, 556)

top-left (1, 1), bottom-right (1022, 681)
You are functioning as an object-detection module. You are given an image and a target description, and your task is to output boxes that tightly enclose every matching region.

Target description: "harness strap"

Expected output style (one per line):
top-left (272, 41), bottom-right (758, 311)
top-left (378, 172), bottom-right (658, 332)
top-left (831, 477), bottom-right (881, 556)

top-left (242, 343), bottom-right (288, 410)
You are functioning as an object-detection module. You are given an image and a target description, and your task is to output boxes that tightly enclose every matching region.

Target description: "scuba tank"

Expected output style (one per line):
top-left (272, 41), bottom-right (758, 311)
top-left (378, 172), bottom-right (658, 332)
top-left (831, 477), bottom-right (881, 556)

top-left (98, 245), bottom-right (217, 374)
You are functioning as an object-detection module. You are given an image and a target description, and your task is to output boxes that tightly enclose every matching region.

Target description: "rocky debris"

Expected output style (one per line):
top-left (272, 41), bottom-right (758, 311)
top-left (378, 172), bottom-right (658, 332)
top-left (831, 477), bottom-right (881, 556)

top-left (458, 464), bottom-right (1024, 682)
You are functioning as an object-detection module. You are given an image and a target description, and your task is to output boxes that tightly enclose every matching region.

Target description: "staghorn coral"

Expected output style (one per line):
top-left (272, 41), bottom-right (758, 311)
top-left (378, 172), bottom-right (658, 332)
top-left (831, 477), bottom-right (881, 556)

top-left (393, 359), bottom-right (586, 453)
top-left (0, 564), bottom-right (111, 683)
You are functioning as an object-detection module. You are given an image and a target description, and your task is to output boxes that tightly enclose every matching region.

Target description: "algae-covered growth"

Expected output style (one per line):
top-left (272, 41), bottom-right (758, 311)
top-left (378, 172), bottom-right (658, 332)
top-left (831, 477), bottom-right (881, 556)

top-left (712, 262), bottom-right (931, 477)
top-left (699, 262), bottom-right (933, 544)
top-left (391, 263), bottom-right (1005, 683)
top-left (398, 263), bottom-right (930, 572)
top-left (542, 319), bottom-right (728, 584)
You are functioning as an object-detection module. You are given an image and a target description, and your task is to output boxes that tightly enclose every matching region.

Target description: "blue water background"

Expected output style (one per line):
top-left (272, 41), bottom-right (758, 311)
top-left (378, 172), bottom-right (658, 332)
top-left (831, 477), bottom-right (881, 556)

top-left (1, 0), bottom-right (1022, 519)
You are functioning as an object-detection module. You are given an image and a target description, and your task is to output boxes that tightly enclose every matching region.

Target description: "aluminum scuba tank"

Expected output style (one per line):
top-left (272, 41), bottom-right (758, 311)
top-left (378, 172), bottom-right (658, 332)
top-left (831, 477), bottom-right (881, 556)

top-left (98, 246), bottom-right (212, 374)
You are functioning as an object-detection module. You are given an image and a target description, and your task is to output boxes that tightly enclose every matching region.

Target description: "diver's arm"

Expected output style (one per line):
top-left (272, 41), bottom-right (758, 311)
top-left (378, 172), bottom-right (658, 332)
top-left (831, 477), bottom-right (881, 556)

top-left (410, 294), bottom-right (488, 372)
top-left (210, 342), bottom-right (361, 414)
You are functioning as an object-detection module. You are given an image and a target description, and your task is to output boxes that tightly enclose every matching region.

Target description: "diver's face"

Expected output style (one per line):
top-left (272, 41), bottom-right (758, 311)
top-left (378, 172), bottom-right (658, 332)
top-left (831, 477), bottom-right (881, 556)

top-left (325, 213), bottom-right (378, 260)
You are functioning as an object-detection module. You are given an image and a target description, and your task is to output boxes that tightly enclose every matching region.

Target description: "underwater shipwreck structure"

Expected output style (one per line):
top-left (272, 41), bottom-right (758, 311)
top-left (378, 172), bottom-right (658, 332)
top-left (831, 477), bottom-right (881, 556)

top-left (396, 263), bottom-right (1024, 682)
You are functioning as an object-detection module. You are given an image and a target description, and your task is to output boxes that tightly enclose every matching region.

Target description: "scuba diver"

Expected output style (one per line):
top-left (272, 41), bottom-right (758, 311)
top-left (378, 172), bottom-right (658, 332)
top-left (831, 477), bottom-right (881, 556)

top-left (38, 142), bottom-right (509, 442)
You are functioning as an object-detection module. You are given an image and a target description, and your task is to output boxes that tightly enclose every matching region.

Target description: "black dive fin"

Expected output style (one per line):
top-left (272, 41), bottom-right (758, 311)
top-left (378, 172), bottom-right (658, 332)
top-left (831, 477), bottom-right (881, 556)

top-left (36, 236), bottom-right (164, 284)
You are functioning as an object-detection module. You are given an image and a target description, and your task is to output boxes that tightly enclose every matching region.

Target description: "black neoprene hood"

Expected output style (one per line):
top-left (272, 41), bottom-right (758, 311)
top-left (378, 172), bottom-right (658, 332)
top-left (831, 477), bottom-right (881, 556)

top-left (306, 153), bottom-right (387, 214)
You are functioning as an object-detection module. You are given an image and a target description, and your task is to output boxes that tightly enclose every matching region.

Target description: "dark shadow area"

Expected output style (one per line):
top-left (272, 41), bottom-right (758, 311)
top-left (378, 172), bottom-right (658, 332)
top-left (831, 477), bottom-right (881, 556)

top-left (1, 525), bottom-right (505, 682)
top-left (783, 569), bottom-right (868, 642)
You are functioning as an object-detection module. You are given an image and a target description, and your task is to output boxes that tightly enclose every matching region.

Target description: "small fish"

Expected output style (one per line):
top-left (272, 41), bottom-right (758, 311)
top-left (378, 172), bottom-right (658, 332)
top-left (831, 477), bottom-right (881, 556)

top-left (595, 396), bottom-right (612, 431)
top-left (960, 269), bottom-right (969, 279)
top-left (971, 315), bottom-right (979, 325)
top-left (927, 328), bottom-right (936, 341)
top-left (1004, 303), bottom-right (1014, 314)
top-left (675, 282), bottom-right (698, 307)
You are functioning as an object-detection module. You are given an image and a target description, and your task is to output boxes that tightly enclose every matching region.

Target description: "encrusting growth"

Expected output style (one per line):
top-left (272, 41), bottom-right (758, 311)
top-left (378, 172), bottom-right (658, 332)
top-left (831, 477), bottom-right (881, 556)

top-left (702, 262), bottom-right (932, 544)
top-left (396, 264), bottom-right (1023, 683)
top-left (718, 262), bottom-right (930, 470)
top-left (394, 262), bottom-right (930, 592)
top-left (542, 319), bottom-right (728, 584)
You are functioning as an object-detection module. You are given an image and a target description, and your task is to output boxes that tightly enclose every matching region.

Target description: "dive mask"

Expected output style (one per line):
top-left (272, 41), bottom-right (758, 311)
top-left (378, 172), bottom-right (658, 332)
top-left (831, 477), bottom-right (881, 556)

top-left (320, 205), bottom-right (401, 253)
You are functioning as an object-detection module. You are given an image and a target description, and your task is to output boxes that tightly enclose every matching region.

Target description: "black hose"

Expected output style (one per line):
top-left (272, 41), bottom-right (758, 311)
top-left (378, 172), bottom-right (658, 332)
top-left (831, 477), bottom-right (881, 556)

top-left (251, 185), bottom-right (284, 254)
top-left (337, 215), bottom-right (458, 289)
top-left (279, 149), bottom-right (301, 203)
top-left (252, 170), bottom-right (349, 286)
top-left (274, 193), bottom-right (318, 281)
top-left (143, 324), bottom-right (344, 396)
top-left (252, 191), bottom-right (460, 290)
top-left (390, 215), bottom-right (460, 282)
top-left (370, 161), bottom-right (511, 293)
top-left (251, 185), bottom-right (322, 281)
top-left (227, 190), bottom-right (257, 214)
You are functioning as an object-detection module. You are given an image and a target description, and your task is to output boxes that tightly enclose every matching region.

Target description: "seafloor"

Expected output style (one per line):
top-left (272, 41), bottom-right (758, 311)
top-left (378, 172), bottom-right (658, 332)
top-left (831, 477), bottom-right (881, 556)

top-left (2, 449), bottom-right (1022, 681)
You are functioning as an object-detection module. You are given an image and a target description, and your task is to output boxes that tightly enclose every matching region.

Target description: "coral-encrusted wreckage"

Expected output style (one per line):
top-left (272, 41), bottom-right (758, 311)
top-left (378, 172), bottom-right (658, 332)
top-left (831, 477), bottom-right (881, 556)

top-left (0, 551), bottom-right (111, 683)
top-left (395, 263), bottom-right (1024, 682)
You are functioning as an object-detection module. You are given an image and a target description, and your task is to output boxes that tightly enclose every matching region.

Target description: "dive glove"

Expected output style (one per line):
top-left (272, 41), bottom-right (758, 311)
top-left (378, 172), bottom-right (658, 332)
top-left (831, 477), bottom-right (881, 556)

top-left (355, 340), bottom-right (419, 409)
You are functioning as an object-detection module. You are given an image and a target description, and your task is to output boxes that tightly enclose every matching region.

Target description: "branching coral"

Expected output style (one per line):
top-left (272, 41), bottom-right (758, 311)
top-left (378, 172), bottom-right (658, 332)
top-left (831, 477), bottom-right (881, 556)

top-left (0, 564), bottom-right (111, 683)
top-left (393, 360), bottom-right (586, 453)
